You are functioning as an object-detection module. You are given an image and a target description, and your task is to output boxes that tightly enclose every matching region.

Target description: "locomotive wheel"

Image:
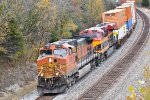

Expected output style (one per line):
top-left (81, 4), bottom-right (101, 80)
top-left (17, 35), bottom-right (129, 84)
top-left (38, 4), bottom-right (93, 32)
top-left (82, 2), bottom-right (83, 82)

top-left (95, 60), bottom-right (99, 67)
top-left (67, 78), bottom-right (72, 87)
top-left (104, 52), bottom-right (107, 59)
top-left (101, 53), bottom-right (106, 62)
top-left (116, 40), bottom-right (121, 49)
top-left (127, 32), bottom-right (129, 38)
top-left (90, 60), bottom-right (96, 70)
top-left (71, 78), bottom-right (76, 85)
top-left (97, 54), bottom-right (102, 66)
top-left (69, 81), bottom-right (72, 87)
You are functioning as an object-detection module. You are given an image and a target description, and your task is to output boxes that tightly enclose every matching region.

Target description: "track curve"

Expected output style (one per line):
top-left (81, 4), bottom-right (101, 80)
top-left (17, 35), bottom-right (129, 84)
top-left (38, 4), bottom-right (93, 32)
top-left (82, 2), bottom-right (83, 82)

top-left (36, 95), bottom-right (56, 100)
top-left (78, 9), bottom-right (150, 100)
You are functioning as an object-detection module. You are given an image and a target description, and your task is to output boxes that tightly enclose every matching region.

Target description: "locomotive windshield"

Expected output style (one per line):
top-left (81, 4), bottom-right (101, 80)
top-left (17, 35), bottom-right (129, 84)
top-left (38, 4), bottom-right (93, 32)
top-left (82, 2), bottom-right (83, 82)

top-left (54, 49), bottom-right (67, 57)
top-left (95, 33), bottom-right (101, 37)
top-left (40, 50), bottom-right (52, 55)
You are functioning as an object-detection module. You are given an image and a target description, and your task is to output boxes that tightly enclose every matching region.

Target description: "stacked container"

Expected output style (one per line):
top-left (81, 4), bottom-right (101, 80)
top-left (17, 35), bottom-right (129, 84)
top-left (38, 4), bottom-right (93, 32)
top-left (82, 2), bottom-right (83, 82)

top-left (102, 9), bottom-right (127, 41)
top-left (120, 0), bottom-right (127, 4)
top-left (116, 5), bottom-right (132, 32)
top-left (122, 2), bottom-right (136, 25)
top-left (126, 1), bottom-right (136, 13)
top-left (102, 9), bottom-right (126, 29)
top-left (120, 0), bottom-right (136, 4)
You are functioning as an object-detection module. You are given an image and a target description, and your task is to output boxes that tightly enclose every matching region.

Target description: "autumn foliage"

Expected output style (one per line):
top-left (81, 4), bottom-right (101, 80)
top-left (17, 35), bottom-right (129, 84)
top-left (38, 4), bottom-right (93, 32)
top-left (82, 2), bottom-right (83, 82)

top-left (0, 0), bottom-right (114, 67)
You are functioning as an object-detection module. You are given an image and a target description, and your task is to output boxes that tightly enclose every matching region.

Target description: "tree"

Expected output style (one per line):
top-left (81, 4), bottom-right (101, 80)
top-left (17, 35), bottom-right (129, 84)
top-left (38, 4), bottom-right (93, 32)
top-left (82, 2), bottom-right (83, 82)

top-left (0, 0), bottom-right (108, 66)
top-left (87, 0), bottom-right (104, 26)
top-left (0, 0), bottom-right (25, 66)
top-left (104, 0), bottom-right (116, 11)
top-left (50, 0), bottom-right (78, 40)
top-left (0, 4), bottom-right (7, 56)
top-left (5, 18), bottom-right (25, 59)
top-left (142, 0), bottom-right (149, 7)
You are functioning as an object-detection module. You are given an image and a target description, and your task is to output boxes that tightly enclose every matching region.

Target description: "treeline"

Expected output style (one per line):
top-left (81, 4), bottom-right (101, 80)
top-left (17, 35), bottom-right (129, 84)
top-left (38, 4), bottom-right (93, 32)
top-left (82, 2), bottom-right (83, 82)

top-left (0, 0), bottom-right (115, 67)
top-left (142, 0), bottom-right (149, 7)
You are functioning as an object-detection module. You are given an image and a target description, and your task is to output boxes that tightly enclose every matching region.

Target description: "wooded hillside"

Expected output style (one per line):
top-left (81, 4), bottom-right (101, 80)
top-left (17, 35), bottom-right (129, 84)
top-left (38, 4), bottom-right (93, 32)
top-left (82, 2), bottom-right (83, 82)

top-left (0, 0), bottom-right (116, 67)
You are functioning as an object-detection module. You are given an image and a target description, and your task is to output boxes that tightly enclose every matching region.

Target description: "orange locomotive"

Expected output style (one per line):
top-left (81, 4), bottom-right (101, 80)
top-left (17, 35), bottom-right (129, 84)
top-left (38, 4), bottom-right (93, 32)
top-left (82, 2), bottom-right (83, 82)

top-left (37, 35), bottom-right (99, 93)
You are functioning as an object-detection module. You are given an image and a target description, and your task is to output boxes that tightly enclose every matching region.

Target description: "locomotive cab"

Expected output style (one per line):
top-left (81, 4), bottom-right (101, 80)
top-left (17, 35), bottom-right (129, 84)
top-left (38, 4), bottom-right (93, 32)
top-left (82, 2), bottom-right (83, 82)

top-left (37, 42), bottom-right (77, 93)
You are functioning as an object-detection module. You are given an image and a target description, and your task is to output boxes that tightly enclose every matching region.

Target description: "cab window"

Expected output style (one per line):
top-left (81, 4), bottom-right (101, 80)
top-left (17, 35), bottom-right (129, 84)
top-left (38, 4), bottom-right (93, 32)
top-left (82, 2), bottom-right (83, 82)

top-left (54, 49), bottom-right (67, 57)
top-left (40, 50), bottom-right (52, 55)
top-left (96, 33), bottom-right (101, 37)
top-left (68, 48), bottom-right (72, 55)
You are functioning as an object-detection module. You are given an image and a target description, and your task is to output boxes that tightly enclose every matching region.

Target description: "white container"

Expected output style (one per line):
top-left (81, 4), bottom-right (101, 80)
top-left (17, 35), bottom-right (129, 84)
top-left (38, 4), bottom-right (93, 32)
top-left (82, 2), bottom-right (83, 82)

top-left (113, 24), bottom-right (127, 40)
top-left (122, 2), bottom-right (136, 25)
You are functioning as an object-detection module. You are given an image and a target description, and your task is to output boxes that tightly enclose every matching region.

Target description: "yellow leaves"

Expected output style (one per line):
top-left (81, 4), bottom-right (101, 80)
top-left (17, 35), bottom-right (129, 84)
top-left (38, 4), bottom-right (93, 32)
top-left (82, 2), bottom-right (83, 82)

top-left (147, 52), bottom-right (150, 56)
top-left (139, 87), bottom-right (145, 94)
top-left (139, 96), bottom-right (144, 100)
top-left (128, 85), bottom-right (135, 92)
top-left (87, 0), bottom-right (104, 25)
top-left (36, 0), bottom-right (51, 9)
top-left (127, 86), bottom-right (137, 100)
top-left (0, 21), bottom-right (9, 43)
top-left (61, 19), bottom-right (78, 38)
top-left (64, 20), bottom-right (78, 32)
top-left (95, 0), bottom-right (103, 9)
top-left (144, 65), bottom-right (150, 81)
top-left (126, 63), bottom-right (150, 100)
top-left (0, 32), bottom-right (6, 42)
top-left (145, 87), bottom-right (150, 100)
top-left (142, 53), bottom-right (150, 100)
top-left (43, 0), bottom-right (49, 4)
top-left (0, 47), bottom-right (7, 54)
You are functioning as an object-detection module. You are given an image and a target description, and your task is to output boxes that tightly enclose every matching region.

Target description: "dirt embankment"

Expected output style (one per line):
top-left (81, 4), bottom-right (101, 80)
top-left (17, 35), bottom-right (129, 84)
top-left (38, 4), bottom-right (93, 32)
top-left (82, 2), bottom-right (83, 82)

top-left (0, 62), bottom-right (37, 97)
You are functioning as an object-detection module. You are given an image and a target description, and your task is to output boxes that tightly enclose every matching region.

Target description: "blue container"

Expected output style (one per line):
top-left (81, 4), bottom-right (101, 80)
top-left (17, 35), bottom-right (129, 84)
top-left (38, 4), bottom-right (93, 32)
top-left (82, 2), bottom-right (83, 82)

top-left (126, 18), bottom-right (132, 31)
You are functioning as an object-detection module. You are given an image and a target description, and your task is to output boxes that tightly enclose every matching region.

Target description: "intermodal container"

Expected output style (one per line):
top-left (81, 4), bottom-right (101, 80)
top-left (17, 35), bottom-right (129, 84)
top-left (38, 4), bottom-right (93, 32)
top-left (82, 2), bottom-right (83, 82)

top-left (120, 0), bottom-right (136, 4)
top-left (116, 5), bottom-right (132, 21)
top-left (113, 23), bottom-right (127, 40)
top-left (122, 2), bottom-right (136, 25)
top-left (120, 0), bottom-right (127, 4)
top-left (126, 1), bottom-right (136, 13)
top-left (118, 24), bottom-right (127, 40)
top-left (102, 9), bottom-right (126, 29)
top-left (126, 18), bottom-right (132, 31)
top-left (116, 7), bottom-right (127, 21)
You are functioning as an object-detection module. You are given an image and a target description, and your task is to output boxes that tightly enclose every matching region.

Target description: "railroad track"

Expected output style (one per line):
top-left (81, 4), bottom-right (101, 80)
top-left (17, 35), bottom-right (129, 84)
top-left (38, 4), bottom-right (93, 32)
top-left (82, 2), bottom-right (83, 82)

top-left (36, 94), bottom-right (56, 100)
top-left (78, 9), bottom-right (150, 100)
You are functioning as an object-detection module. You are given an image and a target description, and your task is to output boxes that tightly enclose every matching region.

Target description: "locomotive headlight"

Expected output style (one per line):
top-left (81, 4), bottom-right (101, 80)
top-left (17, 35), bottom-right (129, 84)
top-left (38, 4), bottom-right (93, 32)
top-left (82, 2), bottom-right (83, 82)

top-left (41, 73), bottom-right (44, 76)
top-left (56, 72), bottom-right (59, 76)
top-left (49, 58), bottom-right (52, 62)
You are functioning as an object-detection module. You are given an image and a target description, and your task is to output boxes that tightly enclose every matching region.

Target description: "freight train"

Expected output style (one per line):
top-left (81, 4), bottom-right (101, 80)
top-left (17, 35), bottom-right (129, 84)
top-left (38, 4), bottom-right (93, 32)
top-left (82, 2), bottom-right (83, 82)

top-left (37, 0), bottom-right (136, 94)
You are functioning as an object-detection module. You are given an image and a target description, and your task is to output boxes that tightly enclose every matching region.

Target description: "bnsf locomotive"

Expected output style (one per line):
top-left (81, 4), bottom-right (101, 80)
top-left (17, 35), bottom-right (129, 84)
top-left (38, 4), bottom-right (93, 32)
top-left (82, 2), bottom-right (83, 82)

top-left (37, 0), bottom-right (136, 94)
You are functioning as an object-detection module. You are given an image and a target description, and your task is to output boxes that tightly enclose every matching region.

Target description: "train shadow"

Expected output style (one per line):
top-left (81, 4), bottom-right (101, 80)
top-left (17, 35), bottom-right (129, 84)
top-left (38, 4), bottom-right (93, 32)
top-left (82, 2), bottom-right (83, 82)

top-left (43, 93), bottom-right (58, 96)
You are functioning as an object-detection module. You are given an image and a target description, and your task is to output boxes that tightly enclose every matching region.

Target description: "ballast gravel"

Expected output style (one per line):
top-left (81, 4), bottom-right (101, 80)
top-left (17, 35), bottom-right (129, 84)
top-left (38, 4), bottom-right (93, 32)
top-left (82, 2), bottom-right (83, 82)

top-left (53, 10), bottom-right (144, 100)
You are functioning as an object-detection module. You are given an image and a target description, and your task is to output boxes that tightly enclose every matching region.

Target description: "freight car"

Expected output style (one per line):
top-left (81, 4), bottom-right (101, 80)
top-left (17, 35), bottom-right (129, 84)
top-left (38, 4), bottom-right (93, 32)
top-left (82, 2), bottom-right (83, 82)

top-left (36, 1), bottom-right (137, 94)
